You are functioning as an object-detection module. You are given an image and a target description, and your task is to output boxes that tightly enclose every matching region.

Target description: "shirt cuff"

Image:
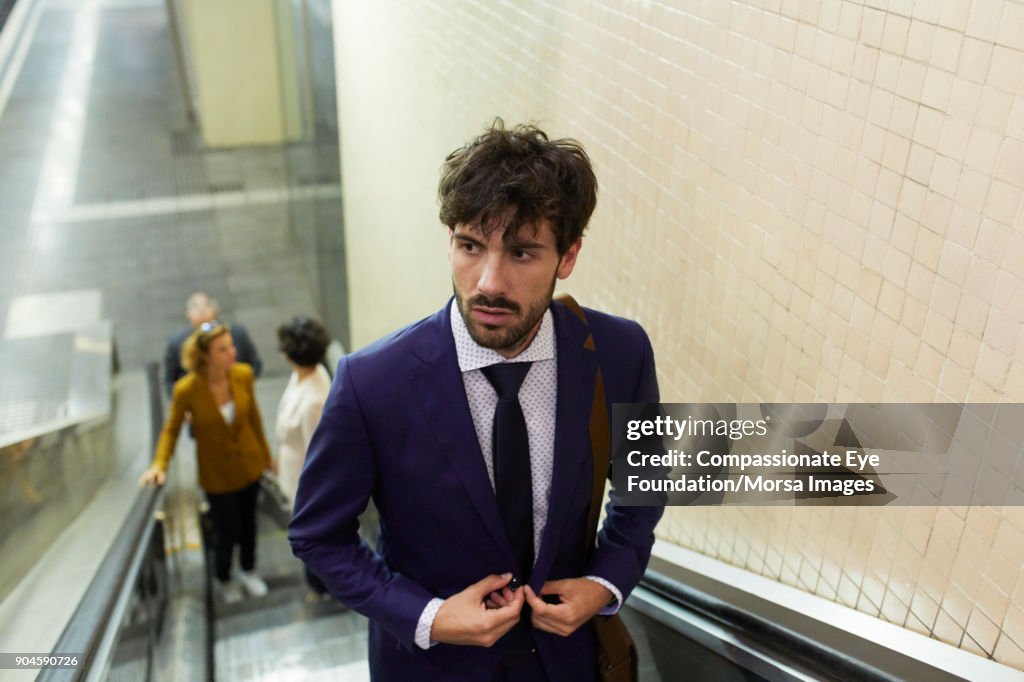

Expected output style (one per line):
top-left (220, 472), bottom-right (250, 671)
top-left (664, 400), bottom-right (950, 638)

top-left (414, 598), bottom-right (445, 649)
top-left (584, 575), bottom-right (623, 615)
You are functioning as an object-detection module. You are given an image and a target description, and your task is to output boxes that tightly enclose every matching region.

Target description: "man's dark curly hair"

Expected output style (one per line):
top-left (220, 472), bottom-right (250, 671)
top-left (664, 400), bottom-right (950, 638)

top-left (438, 119), bottom-right (598, 254)
top-left (277, 316), bottom-right (330, 368)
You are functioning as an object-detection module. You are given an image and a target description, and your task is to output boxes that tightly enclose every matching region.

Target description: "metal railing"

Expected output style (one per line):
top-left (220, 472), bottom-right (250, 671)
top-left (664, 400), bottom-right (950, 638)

top-left (632, 555), bottom-right (968, 682)
top-left (39, 362), bottom-right (170, 682)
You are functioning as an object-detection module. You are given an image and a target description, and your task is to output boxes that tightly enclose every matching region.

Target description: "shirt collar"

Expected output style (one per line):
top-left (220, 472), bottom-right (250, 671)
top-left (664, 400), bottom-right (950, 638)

top-left (450, 299), bottom-right (555, 372)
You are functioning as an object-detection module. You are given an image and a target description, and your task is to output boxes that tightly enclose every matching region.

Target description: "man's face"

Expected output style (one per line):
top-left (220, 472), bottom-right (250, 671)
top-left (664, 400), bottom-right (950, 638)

top-left (188, 298), bottom-right (217, 327)
top-left (449, 220), bottom-right (581, 358)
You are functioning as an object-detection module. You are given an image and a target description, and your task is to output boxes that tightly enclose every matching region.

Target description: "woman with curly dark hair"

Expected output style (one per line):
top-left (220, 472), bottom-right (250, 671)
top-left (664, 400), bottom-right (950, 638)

top-left (274, 315), bottom-right (332, 600)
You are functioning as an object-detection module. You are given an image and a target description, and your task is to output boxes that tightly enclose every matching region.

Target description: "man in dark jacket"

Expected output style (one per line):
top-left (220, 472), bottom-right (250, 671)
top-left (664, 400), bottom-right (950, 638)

top-left (164, 292), bottom-right (262, 396)
top-left (290, 121), bottom-right (663, 681)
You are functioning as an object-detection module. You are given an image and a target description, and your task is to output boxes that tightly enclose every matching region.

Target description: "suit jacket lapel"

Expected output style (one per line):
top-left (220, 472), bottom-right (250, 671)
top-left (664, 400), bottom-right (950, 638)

top-left (408, 301), bottom-right (518, 566)
top-left (530, 301), bottom-right (596, 589)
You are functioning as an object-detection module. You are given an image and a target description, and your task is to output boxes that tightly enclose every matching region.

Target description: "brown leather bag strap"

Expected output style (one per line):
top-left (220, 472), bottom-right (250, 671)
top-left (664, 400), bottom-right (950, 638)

top-left (556, 291), bottom-right (587, 324)
top-left (554, 293), bottom-right (608, 561)
top-left (556, 294), bottom-right (639, 682)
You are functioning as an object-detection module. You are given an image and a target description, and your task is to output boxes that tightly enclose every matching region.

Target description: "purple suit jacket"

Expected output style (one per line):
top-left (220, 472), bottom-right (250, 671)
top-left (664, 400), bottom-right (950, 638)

top-left (289, 299), bottom-right (663, 681)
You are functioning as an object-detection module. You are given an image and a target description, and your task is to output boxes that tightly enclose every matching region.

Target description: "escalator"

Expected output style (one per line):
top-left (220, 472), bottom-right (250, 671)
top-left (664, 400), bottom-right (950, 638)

top-left (205, 506), bottom-right (367, 681)
top-left (22, 362), bottom-right (1015, 682)
top-left (36, 362), bottom-right (366, 682)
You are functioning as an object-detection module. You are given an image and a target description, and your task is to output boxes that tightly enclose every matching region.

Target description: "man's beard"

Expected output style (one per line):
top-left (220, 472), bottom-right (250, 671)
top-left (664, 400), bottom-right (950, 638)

top-left (454, 275), bottom-right (556, 353)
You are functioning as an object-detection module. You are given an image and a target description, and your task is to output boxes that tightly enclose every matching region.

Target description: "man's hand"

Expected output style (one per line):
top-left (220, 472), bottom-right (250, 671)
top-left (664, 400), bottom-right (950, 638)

top-left (524, 578), bottom-right (612, 637)
top-left (484, 583), bottom-right (517, 609)
top-left (431, 573), bottom-right (524, 647)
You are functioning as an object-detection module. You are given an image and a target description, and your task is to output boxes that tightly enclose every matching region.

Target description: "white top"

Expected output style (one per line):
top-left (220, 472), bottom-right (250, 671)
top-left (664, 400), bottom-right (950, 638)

top-left (275, 364), bottom-right (331, 504)
top-left (218, 399), bottom-right (235, 426)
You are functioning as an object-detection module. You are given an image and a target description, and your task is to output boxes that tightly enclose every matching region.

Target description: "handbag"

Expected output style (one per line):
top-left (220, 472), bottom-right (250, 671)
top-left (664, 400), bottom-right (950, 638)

top-left (555, 294), bottom-right (639, 682)
top-left (257, 470), bottom-right (292, 529)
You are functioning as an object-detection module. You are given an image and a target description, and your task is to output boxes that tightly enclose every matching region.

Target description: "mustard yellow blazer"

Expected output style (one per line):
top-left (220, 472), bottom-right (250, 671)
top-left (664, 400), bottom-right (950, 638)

top-left (152, 363), bottom-right (271, 493)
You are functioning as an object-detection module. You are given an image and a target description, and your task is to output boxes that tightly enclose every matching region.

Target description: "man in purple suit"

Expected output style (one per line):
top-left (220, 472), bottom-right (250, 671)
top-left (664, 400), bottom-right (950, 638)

top-left (289, 120), bottom-right (663, 681)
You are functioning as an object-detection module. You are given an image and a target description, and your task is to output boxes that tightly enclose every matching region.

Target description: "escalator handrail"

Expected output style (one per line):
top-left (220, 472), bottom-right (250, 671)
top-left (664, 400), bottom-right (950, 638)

top-left (638, 555), bottom-right (968, 682)
top-left (37, 486), bottom-right (163, 682)
top-left (38, 362), bottom-right (166, 681)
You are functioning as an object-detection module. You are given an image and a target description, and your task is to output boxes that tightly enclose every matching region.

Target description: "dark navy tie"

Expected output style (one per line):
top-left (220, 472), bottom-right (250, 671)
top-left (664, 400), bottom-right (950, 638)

top-left (481, 362), bottom-right (534, 582)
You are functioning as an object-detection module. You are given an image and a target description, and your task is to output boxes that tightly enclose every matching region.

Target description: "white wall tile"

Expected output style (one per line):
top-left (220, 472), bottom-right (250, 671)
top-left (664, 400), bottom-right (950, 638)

top-left (332, 0), bottom-right (1024, 670)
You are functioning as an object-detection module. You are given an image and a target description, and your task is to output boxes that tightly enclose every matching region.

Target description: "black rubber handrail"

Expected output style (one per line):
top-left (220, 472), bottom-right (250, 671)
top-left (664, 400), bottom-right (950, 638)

top-left (38, 362), bottom-right (166, 681)
top-left (638, 555), bottom-right (969, 682)
top-left (0, 0), bottom-right (17, 34)
top-left (38, 487), bottom-right (163, 681)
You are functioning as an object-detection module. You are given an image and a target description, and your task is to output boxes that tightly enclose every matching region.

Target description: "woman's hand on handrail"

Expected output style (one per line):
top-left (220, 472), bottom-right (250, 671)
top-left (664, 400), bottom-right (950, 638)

top-left (139, 466), bottom-right (166, 487)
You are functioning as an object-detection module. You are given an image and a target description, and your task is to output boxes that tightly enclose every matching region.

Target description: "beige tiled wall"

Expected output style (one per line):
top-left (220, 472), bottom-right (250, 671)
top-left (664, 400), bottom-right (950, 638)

top-left (332, 0), bottom-right (1024, 669)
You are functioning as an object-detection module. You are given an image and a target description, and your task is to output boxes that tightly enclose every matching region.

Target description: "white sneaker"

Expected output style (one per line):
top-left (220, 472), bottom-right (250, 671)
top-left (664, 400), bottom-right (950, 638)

top-left (237, 570), bottom-right (268, 597)
top-left (219, 580), bottom-right (244, 604)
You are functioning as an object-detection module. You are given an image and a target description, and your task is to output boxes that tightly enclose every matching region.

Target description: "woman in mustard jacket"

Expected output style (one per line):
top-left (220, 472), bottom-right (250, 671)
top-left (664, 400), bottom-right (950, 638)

top-left (141, 321), bottom-right (273, 603)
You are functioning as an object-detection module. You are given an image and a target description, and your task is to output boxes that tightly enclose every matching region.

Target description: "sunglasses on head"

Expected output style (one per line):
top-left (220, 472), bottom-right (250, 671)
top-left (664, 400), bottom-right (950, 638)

top-left (197, 320), bottom-right (230, 348)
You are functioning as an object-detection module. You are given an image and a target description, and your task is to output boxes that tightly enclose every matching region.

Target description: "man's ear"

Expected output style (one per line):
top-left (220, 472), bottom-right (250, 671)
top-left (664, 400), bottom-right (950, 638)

top-left (556, 239), bottom-right (582, 280)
